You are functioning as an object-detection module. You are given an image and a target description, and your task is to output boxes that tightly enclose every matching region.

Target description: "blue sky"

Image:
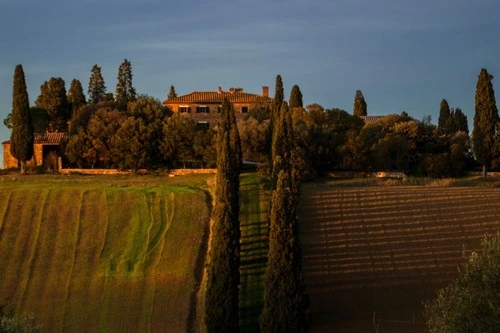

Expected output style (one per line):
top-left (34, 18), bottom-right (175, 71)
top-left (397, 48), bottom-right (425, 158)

top-left (1, 0), bottom-right (500, 164)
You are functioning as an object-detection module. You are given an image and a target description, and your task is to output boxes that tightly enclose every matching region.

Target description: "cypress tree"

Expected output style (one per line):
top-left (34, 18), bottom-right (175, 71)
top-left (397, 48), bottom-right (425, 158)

top-left (115, 59), bottom-right (136, 107)
top-left (353, 90), bottom-right (367, 116)
top-left (168, 85), bottom-right (177, 99)
top-left (35, 77), bottom-right (70, 132)
top-left (267, 75), bottom-right (284, 174)
top-left (205, 97), bottom-right (242, 333)
top-left (273, 75), bottom-right (284, 121)
top-left (261, 97), bottom-right (309, 332)
top-left (472, 68), bottom-right (499, 177)
top-left (260, 169), bottom-right (308, 333)
top-left (68, 79), bottom-right (87, 116)
top-left (289, 84), bottom-right (303, 108)
top-left (438, 99), bottom-right (451, 132)
top-left (10, 64), bottom-right (34, 174)
top-left (271, 101), bottom-right (293, 183)
top-left (88, 64), bottom-right (106, 104)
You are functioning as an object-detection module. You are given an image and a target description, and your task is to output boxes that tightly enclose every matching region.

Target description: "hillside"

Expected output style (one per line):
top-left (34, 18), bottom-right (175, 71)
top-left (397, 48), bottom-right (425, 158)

top-left (299, 183), bottom-right (500, 333)
top-left (0, 174), bottom-right (212, 333)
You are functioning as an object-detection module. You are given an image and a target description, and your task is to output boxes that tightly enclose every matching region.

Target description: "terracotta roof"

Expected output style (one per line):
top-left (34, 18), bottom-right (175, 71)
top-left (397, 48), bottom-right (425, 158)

top-left (2, 132), bottom-right (67, 145)
top-left (34, 132), bottom-right (68, 144)
top-left (164, 90), bottom-right (272, 104)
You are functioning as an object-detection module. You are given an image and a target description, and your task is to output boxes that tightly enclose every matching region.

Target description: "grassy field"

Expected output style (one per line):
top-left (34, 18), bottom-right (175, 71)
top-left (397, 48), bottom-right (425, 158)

top-left (0, 174), bottom-right (212, 333)
top-left (299, 179), bottom-right (500, 333)
top-left (238, 174), bottom-right (270, 332)
top-left (3, 172), bottom-right (499, 333)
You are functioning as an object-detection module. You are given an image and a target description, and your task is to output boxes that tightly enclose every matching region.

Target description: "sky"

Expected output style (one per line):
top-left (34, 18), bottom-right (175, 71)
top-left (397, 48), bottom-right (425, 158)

top-left (1, 0), bottom-right (500, 165)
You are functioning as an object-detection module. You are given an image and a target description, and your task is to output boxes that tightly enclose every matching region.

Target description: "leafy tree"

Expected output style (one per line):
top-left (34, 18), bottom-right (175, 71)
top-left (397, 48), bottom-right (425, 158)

top-left (353, 89), bottom-right (367, 116)
top-left (438, 99), bottom-right (451, 131)
top-left (425, 234), bottom-right (500, 333)
top-left (205, 97), bottom-right (241, 333)
top-left (472, 68), bottom-right (499, 177)
top-left (239, 117), bottom-right (269, 163)
top-left (30, 107), bottom-right (49, 133)
top-left (110, 97), bottom-right (167, 169)
top-left (115, 59), bottom-right (136, 108)
top-left (67, 104), bottom-right (97, 135)
top-left (64, 128), bottom-right (93, 168)
top-left (35, 77), bottom-right (70, 131)
top-left (86, 108), bottom-right (125, 167)
top-left (192, 127), bottom-right (217, 168)
top-left (161, 115), bottom-right (197, 165)
top-left (447, 108), bottom-right (469, 134)
top-left (67, 79), bottom-right (86, 116)
top-left (9, 64), bottom-right (34, 174)
top-left (289, 84), bottom-right (303, 108)
top-left (168, 85), bottom-right (177, 99)
top-left (88, 64), bottom-right (106, 104)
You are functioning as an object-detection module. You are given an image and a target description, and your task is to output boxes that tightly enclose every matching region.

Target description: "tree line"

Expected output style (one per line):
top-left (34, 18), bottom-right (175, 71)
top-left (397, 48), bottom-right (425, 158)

top-left (6, 64), bottom-right (499, 178)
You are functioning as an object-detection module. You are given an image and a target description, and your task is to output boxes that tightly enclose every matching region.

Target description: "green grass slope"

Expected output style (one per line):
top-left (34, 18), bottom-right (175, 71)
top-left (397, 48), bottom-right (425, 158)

top-left (0, 175), bottom-right (211, 333)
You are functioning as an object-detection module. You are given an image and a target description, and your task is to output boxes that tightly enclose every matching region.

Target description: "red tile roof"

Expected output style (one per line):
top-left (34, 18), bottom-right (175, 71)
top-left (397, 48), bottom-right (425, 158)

top-left (164, 90), bottom-right (272, 104)
top-left (2, 132), bottom-right (67, 145)
top-left (34, 132), bottom-right (68, 144)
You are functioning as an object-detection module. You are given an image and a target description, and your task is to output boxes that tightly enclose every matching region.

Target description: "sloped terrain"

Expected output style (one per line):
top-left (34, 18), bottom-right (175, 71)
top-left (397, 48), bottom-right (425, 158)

top-left (0, 175), bottom-right (211, 333)
top-left (299, 185), bottom-right (500, 333)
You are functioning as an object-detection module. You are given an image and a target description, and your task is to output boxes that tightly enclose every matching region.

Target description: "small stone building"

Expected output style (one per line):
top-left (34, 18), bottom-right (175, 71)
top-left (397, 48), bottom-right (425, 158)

top-left (163, 86), bottom-right (273, 127)
top-left (2, 132), bottom-right (67, 169)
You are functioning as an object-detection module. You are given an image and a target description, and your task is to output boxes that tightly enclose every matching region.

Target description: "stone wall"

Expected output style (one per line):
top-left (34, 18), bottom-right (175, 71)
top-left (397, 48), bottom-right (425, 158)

top-left (326, 171), bottom-right (405, 179)
top-left (2, 143), bottom-right (44, 169)
top-left (59, 168), bottom-right (217, 176)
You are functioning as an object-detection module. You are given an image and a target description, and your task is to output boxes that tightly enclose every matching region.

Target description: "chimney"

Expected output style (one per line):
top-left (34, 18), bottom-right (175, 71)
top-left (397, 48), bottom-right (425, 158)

top-left (262, 86), bottom-right (269, 97)
top-left (218, 86), bottom-right (222, 94)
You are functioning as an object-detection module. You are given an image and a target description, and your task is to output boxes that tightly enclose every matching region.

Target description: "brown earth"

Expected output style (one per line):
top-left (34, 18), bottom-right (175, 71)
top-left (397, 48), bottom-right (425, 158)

top-left (298, 186), bottom-right (500, 333)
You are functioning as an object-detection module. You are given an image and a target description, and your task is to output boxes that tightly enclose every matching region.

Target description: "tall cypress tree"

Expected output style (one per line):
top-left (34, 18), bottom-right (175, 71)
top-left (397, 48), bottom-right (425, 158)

top-left (261, 99), bottom-right (308, 332)
top-left (88, 64), bottom-right (106, 104)
top-left (473, 68), bottom-right (499, 177)
top-left (289, 84), bottom-right (303, 108)
top-left (273, 75), bottom-right (284, 121)
top-left (271, 101), bottom-right (293, 183)
top-left (10, 65), bottom-right (34, 174)
top-left (353, 90), bottom-right (367, 116)
top-left (68, 79), bottom-right (87, 116)
top-left (115, 59), bottom-right (136, 107)
top-left (205, 97), bottom-right (242, 333)
top-left (438, 99), bottom-right (451, 132)
top-left (267, 75), bottom-right (284, 174)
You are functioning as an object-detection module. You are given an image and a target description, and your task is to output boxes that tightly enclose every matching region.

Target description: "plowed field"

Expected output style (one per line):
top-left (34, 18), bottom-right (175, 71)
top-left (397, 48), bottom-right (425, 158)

top-left (299, 186), bottom-right (500, 333)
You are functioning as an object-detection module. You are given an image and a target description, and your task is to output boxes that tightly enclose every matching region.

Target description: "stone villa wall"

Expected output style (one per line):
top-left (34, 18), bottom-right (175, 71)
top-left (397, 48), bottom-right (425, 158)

top-left (58, 167), bottom-right (217, 176)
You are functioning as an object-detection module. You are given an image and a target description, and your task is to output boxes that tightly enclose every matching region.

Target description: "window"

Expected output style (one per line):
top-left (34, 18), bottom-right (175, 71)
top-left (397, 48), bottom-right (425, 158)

top-left (197, 121), bottom-right (209, 129)
top-left (196, 106), bottom-right (209, 113)
top-left (241, 106), bottom-right (249, 113)
top-left (179, 106), bottom-right (190, 113)
top-left (217, 105), bottom-right (222, 113)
